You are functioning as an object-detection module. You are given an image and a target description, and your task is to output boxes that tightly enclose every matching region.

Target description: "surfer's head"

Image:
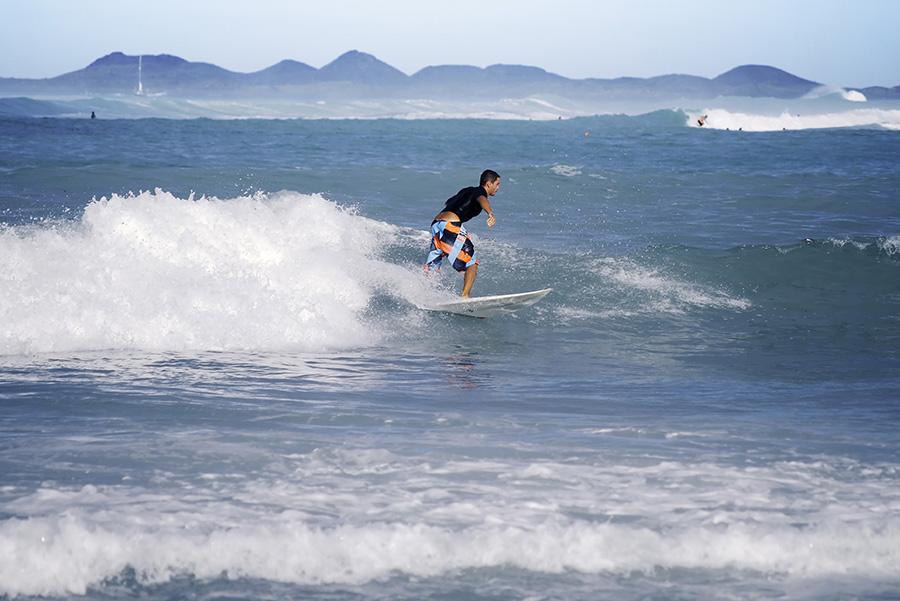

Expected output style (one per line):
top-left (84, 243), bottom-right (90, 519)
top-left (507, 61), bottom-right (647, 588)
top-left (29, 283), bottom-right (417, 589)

top-left (480, 169), bottom-right (501, 196)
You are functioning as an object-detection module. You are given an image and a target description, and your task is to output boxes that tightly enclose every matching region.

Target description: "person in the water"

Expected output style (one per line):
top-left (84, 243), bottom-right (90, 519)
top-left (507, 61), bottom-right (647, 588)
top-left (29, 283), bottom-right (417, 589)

top-left (424, 170), bottom-right (499, 297)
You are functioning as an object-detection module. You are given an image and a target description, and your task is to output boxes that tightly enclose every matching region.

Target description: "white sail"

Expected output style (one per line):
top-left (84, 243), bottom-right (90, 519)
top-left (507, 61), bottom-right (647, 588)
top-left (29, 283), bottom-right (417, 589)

top-left (137, 55), bottom-right (144, 95)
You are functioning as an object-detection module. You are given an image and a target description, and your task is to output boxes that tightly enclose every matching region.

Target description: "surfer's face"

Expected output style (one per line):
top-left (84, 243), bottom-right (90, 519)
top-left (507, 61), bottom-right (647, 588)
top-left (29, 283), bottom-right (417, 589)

top-left (485, 179), bottom-right (501, 196)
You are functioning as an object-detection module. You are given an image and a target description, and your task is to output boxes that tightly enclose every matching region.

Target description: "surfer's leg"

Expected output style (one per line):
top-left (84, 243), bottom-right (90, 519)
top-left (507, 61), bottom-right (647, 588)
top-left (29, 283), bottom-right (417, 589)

top-left (461, 264), bottom-right (477, 297)
top-left (424, 221), bottom-right (448, 271)
top-left (451, 227), bottom-right (478, 296)
top-left (424, 247), bottom-right (443, 271)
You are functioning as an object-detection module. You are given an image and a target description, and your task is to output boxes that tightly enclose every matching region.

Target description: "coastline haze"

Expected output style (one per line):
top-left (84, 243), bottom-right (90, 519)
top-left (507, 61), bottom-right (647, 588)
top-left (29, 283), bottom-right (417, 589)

top-left (2, 0), bottom-right (899, 88)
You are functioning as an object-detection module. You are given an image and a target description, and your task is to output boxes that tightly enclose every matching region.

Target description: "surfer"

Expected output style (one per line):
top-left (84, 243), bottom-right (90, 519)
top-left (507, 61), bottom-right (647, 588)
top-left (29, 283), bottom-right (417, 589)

top-left (424, 170), bottom-right (500, 297)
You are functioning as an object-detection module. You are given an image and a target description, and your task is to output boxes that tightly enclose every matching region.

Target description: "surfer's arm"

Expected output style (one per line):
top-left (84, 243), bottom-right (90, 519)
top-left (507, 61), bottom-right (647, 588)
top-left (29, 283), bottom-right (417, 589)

top-left (478, 195), bottom-right (496, 228)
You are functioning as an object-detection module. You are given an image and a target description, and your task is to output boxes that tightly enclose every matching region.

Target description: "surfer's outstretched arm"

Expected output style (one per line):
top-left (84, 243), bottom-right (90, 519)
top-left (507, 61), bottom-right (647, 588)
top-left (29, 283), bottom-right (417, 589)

top-left (477, 196), bottom-right (496, 227)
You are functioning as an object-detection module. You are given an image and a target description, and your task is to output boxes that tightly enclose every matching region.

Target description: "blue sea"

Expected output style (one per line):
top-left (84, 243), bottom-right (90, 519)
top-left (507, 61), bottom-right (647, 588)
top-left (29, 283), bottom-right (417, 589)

top-left (1, 111), bottom-right (899, 600)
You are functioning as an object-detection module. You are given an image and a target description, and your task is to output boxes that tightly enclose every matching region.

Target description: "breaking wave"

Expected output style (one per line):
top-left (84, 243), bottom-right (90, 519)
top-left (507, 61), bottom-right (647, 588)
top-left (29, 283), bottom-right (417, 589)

top-left (2, 454), bottom-right (898, 597)
top-left (687, 108), bottom-right (900, 131)
top-left (0, 190), bottom-right (436, 355)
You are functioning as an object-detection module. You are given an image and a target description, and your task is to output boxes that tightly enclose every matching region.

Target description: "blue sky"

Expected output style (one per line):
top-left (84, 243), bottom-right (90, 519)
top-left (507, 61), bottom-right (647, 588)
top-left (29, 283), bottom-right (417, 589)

top-left (2, 0), bottom-right (898, 87)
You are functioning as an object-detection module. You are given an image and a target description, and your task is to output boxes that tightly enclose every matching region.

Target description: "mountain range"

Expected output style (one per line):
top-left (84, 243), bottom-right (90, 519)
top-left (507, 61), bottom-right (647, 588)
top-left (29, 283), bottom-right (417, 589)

top-left (1, 50), bottom-right (897, 100)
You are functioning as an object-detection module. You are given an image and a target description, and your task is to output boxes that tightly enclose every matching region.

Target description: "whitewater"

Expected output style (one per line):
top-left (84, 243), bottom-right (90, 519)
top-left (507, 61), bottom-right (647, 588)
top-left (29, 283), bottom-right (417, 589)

top-left (1, 114), bottom-right (898, 601)
top-left (0, 191), bottom-right (439, 354)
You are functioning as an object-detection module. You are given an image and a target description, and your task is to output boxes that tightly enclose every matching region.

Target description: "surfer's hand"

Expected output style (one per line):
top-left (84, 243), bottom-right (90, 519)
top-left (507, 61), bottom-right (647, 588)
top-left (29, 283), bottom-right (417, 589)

top-left (487, 213), bottom-right (496, 228)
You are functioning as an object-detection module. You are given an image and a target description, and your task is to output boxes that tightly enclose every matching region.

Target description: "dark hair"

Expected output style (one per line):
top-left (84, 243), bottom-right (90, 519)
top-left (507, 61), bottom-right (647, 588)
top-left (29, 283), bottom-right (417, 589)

top-left (480, 169), bottom-right (500, 186)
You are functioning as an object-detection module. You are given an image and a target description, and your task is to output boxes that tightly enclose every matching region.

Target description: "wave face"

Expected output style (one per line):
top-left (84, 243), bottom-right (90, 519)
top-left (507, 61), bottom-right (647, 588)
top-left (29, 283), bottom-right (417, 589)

top-left (0, 191), bottom-right (437, 354)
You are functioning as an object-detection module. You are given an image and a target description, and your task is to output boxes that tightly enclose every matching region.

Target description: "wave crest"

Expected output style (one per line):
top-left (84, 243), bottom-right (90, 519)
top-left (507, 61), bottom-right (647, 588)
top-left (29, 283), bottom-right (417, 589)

top-left (2, 508), bottom-right (898, 596)
top-left (0, 190), bottom-right (427, 355)
top-left (689, 108), bottom-right (900, 131)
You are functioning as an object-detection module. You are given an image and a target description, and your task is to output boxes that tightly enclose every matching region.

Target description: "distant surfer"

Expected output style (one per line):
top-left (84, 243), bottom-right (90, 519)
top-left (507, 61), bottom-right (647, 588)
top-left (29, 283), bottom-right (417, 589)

top-left (424, 170), bottom-right (499, 297)
top-left (90, 111), bottom-right (96, 119)
top-left (697, 114), bottom-right (707, 127)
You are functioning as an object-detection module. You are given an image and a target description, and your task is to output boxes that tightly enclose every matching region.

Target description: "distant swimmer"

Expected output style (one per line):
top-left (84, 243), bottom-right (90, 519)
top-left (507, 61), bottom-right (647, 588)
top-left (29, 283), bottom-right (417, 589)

top-left (697, 114), bottom-right (708, 127)
top-left (90, 111), bottom-right (96, 119)
top-left (424, 170), bottom-right (500, 297)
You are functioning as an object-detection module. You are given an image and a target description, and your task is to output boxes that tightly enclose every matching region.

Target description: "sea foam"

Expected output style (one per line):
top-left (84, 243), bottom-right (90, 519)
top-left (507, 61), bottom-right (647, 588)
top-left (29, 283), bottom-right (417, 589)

top-left (591, 257), bottom-right (751, 313)
top-left (0, 190), bottom-right (430, 355)
top-left (3, 513), bottom-right (899, 596)
top-left (3, 454), bottom-right (899, 597)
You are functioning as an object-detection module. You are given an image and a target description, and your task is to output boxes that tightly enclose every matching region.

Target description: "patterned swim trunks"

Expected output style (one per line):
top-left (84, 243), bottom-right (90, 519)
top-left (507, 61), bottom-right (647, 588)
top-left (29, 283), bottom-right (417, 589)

top-left (424, 220), bottom-right (478, 272)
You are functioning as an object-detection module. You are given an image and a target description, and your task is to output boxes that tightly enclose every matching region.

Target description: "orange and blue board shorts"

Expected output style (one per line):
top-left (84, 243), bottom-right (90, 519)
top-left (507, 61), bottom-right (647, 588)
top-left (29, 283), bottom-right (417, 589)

top-left (425, 220), bottom-right (478, 272)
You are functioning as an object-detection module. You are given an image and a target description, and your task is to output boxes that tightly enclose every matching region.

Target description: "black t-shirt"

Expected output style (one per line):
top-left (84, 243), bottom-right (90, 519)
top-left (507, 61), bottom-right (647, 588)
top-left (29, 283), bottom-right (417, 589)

top-left (443, 186), bottom-right (486, 223)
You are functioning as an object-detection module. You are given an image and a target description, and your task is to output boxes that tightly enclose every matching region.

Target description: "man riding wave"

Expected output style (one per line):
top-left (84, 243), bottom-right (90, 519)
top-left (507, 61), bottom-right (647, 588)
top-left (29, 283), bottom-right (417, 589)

top-left (424, 170), bottom-right (500, 297)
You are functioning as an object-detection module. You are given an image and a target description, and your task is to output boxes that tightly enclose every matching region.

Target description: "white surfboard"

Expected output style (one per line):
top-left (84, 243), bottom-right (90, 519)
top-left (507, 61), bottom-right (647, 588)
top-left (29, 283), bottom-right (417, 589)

top-left (421, 288), bottom-right (552, 318)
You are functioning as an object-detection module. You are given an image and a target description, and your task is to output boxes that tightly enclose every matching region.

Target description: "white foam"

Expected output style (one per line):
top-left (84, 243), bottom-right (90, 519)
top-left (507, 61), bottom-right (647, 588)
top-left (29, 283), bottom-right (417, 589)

top-left (829, 235), bottom-right (900, 256)
top-left (3, 513), bottom-right (898, 596)
top-left (0, 190), bottom-right (434, 355)
top-left (689, 108), bottom-right (900, 131)
top-left (842, 89), bottom-right (868, 102)
top-left (803, 85), bottom-right (868, 103)
top-left (591, 257), bottom-right (751, 312)
top-left (827, 237), bottom-right (871, 251)
top-left (879, 236), bottom-right (900, 256)
top-left (2, 455), bottom-right (899, 596)
top-left (583, 426), bottom-right (715, 439)
top-left (554, 306), bottom-right (635, 320)
top-left (550, 164), bottom-right (582, 177)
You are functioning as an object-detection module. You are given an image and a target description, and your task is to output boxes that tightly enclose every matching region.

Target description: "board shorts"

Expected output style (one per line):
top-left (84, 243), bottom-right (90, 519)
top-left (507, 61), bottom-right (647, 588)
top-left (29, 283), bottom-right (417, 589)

top-left (424, 220), bottom-right (478, 272)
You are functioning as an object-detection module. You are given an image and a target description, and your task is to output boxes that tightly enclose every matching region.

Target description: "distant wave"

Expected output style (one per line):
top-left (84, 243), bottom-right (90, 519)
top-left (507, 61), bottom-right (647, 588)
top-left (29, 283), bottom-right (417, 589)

top-left (0, 96), bottom-right (578, 121)
top-left (842, 89), bottom-right (868, 102)
top-left (803, 84), bottom-right (868, 103)
top-left (4, 94), bottom-right (897, 126)
top-left (0, 97), bottom-right (76, 118)
top-left (687, 108), bottom-right (900, 131)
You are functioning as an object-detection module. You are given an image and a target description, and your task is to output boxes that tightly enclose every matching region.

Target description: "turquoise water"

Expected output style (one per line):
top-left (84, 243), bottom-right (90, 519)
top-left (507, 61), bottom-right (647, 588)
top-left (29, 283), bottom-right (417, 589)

top-left (1, 113), bottom-right (899, 600)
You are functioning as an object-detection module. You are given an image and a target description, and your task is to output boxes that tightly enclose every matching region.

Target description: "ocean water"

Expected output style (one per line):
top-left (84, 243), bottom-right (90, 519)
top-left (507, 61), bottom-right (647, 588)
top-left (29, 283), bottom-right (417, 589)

top-left (1, 112), bottom-right (899, 600)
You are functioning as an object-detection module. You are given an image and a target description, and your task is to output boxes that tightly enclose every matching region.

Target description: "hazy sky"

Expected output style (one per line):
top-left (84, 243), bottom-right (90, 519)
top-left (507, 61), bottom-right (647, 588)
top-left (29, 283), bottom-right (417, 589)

top-left (2, 0), bottom-right (898, 87)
